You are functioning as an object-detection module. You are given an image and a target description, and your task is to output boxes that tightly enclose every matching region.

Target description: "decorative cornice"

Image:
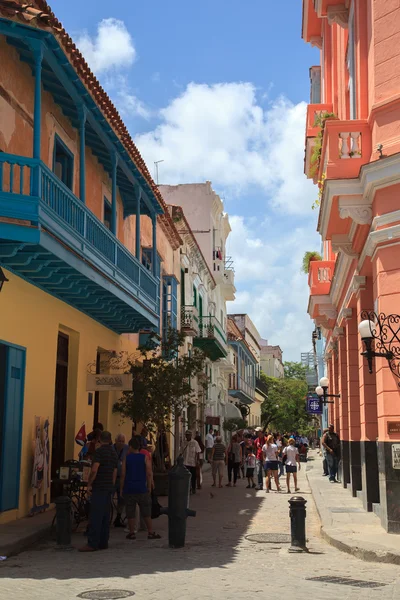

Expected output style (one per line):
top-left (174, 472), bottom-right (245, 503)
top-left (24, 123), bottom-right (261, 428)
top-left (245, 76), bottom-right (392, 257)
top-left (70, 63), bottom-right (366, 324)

top-left (319, 304), bottom-right (337, 320)
top-left (327, 4), bottom-right (349, 28)
top-left (333, 326), bottom-right (344, 338)
top-left (331, 234), bottom-right (359, 257)
top-left (351, 274), bottom-right (366, 295)
top-left (339, 196), bottom-right (373, 225)
top-left (363, 224), bottom-right (400, 258)
top-left (337, 308), bottom-right (352, 327)
top-left (310, 36), bottom-right (323, 49)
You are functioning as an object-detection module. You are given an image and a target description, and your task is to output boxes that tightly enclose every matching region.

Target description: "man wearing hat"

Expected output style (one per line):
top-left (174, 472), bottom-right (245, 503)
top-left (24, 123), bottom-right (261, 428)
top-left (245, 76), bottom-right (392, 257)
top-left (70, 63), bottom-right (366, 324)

top-left (180, 430), bottom-right (201, 494)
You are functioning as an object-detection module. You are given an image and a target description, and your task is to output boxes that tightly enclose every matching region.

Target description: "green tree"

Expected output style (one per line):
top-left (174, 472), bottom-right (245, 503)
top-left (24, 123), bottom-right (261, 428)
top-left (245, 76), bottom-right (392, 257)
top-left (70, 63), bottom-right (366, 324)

top-left (223, 417), bottom-right (248, 432)
top-left (284, 361), bottom-right (308, 380)
top-left (113, 328), bottom-right (206, 435)
top-left (260, 371), bottom-right (310, 434)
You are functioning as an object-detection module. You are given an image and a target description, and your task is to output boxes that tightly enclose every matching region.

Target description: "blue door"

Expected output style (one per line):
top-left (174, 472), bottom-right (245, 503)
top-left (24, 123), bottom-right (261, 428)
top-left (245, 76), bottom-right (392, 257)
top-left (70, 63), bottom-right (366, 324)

top-left (0, 344), bottom-right (26, 512)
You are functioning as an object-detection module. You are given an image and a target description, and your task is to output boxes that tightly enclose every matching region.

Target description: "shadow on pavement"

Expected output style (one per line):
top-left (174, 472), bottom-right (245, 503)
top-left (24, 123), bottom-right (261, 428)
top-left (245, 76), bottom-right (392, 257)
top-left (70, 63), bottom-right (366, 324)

top-left (0, 473), bottom-right (266, 580)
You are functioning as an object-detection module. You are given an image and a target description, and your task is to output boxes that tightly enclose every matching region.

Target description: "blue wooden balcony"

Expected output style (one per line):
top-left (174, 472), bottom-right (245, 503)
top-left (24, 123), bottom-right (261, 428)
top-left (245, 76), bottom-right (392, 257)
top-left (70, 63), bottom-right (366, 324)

top-left (0, 153), bottom-right (160, 333)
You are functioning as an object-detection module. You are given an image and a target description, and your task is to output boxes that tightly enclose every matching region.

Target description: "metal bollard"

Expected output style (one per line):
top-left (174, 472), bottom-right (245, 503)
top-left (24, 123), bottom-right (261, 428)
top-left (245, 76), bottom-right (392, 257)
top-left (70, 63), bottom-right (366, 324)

top-left (55, 496), bottom-right (72, 549)
top-left (288, 496), bottom-right (308, 553)
top-left (160, 456), bottom-right (196, 548)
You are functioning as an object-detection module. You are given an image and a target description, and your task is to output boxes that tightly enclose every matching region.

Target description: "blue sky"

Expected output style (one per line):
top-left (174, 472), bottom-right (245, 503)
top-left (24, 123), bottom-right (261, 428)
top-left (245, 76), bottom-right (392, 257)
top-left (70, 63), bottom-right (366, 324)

top-left (54, 0), bottom-right (321, 361)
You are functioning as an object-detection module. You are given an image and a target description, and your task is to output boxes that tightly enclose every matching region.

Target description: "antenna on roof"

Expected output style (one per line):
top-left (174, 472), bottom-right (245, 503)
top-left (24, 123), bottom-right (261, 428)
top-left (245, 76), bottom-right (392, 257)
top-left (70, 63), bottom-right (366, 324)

top-left (154, 160), bottom-right (164, 185)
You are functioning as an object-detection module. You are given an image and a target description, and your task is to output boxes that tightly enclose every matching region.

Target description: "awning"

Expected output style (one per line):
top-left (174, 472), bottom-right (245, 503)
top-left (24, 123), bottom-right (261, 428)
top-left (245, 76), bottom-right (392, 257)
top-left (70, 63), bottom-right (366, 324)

top-left (225, 402), bottom-right (243, 420)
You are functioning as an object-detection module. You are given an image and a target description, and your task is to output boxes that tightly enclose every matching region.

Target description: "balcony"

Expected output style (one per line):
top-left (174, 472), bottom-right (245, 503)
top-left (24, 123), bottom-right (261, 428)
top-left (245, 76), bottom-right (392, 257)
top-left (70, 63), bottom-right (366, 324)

top-left (0, 153), bottom-right (159, 333)
top-left (193, 315), bottom-right (227, 361)
top-left (308, 260), bottom-right (335, 296)
top-left (213, 250), bottom-right (236, 300)
top-left (229, 375), bottom-right (255, 405)
top-left (180, 305), bottom-right (199, 337)
top-left (304, 103), bottom-right (333, 179)
top-left (255, 376), bottom-right (268, 398)
top-left (318, 119), bottom-right (372, 181)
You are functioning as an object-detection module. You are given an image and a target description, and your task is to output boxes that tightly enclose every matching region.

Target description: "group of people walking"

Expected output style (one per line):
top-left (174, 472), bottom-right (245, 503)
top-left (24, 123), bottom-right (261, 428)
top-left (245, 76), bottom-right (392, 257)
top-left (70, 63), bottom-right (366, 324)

top-left (182, 428), bottom-right (303, 494)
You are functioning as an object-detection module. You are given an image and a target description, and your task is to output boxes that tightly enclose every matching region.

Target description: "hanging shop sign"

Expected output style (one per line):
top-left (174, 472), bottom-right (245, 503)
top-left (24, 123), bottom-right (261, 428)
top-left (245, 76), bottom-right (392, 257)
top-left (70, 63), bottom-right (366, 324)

top-left (306, 395), bottom-right (323, 415)
top-left (391, 444), bottom-right (400, 470)
top-left (206, 416), bottom-right (220, 426)
top-left (86, 373), bottom-right (133, 391)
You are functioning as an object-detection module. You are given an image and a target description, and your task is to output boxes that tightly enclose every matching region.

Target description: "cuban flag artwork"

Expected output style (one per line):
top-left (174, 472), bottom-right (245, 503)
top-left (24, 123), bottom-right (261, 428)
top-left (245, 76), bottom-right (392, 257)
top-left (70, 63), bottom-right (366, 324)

top-left (75, 423), bottom-right (87, 446)
top-left (306, 395), bottom-right (323, 415)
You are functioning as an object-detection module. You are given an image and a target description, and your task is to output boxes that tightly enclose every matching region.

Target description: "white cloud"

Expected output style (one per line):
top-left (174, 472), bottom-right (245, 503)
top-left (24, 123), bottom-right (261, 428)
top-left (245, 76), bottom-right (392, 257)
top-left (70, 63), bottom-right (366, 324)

top-left (136, 82), bottom-right (316, 215)
top-left (226, 217), bottom-right (320, 360)
top-left (76, 18), bottom-right (136, 73)
top-left (135, 81), bottom-right (320, 360)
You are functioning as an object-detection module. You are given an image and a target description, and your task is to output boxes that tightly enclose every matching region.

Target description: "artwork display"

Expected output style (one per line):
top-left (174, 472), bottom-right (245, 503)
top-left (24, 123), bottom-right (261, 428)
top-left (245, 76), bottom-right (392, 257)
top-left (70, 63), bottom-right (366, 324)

top-left (29, 416), bottom-right (50, 516)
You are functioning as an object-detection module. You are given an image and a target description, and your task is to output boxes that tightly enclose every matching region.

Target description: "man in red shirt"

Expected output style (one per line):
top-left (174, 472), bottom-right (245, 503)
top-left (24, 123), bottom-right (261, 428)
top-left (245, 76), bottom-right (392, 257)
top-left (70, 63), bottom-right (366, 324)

top-left (254, 428), bottom-right (266, 490)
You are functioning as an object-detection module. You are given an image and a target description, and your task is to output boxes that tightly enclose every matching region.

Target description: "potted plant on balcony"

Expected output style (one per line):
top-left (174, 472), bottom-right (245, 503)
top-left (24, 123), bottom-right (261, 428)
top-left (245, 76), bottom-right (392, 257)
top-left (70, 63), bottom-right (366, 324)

top-left (302, 251), bottom-right (322, 274)
top-left (113, 328), bottom-right (206, 495)
top-left (309, 111), bottom-right (337, 177)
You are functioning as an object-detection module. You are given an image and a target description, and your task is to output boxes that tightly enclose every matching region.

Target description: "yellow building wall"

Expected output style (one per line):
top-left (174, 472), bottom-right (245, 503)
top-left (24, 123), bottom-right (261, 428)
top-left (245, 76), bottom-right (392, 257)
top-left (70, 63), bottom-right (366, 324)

top-left (249, 392), bottom-right (263, 427)
top-left (0, 269), bottom-right (139, 524)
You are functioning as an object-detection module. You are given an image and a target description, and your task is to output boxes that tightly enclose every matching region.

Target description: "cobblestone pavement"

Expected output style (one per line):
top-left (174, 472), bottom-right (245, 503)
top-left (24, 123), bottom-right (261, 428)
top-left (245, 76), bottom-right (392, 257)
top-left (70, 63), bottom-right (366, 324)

top-left (1, 460), bottom-right (399, 600)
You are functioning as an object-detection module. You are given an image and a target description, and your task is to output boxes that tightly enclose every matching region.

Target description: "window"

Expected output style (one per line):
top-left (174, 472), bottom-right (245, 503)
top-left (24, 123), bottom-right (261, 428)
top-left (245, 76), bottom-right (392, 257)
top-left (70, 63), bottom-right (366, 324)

top-left (142, 249), bottom-right (161, 278)
top-left (162, 276), bottom-right (178, 341)
top-left (53, 135), bottom-right (74, 190)
top-left (347, 2), bottom-right (357, 119)
top-left (103, 197), bottom-right (112, 230)
top-left (193, 285), bottom-right (197, 308)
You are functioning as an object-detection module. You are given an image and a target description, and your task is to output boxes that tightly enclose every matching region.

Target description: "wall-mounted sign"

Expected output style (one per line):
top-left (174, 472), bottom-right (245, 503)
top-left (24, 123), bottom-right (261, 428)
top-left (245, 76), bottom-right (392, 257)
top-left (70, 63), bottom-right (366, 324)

top-left (392, 444), bottom-right (400, 470)
top-left (206, 416), bottom-right (220, 426)
top-left (387, 422), bottom-right (400, 435)
top-left (306, 395), bottom-right (323, 415)
top-left (86, 373), bottom-right (133, 391)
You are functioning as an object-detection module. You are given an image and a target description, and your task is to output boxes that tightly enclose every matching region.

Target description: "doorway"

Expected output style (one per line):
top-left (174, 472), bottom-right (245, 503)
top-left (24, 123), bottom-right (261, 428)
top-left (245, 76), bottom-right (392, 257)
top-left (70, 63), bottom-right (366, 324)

top-left (0, 342), bottom-right (26, 512)
top-left (51, 332), bottom-right (69, 498)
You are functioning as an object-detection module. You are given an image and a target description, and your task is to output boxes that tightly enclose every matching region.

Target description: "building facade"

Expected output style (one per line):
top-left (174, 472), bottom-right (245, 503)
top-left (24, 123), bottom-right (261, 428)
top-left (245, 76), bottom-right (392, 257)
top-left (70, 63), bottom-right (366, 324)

top-left (159, 183), bottom-right (236, 436)
top-left (260, 341), bottom-right (284, 379)
top-left (303, 1), bottom-right (400, 532)
top-left (0, 3), bottom-right (181, 522)
top-left (227, 317), bottom-right (257, 422)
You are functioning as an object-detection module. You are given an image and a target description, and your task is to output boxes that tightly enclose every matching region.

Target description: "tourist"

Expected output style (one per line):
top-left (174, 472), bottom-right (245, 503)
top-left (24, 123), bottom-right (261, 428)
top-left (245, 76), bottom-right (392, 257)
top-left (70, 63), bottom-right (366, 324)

top-left (120, 437), bottom-right (161, 540)
top-left (87, 428), bottom-right (102, 460)
top-left (254, 428), bottom-right (266, 490)
top-left (180, 430), bottom-right (201, 494)
top-left (322, 424), bottom-right (341, 483)
top-left (87, 422), bottom-right (104, 442)
top-left (113, 433), bottom-right (129, 528)
top-left (245, 447), bottom-right (256, 489)
top-left (276, 433), bottom-right (285, 479)
top-left (140, 426), bottom-right (149, 448)
top-left (321, 428), bottom-right (329, 476)
top-left (79, 431), bottom-right (118, 552)
top-left (263, 434), bottom-right (281, 493)
top-left (211, 435), bottom-right (226, 488)
top-left (205, 428), bottom-right (214, 462)
top-left (195, 431), bottom-right (205, 490)
top-left (283, 437), bottom-right (300, 493)
top-left (226, 433), bottom-right (242, 487)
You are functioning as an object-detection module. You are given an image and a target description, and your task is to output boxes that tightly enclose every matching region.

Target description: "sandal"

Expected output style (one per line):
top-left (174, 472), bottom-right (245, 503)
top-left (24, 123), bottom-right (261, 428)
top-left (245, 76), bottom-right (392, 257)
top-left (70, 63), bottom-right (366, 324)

top-left (148, 532), bottom-right (161, 540)
top-left (126, 533), bottom-right (136, 540)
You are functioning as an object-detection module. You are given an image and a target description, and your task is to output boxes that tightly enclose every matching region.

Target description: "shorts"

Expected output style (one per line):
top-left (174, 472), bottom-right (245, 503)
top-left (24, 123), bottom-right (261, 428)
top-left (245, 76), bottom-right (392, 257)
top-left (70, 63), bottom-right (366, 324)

top-left (286, 465), bottom-right (297, 473)
top-left (212, 460), bottom-right (225, 476)
top-left (124, 492), bottom-right (151, 519)
top-left (265, 461), bottom-right (279, 472)
top-left (246, 468), bottom-right (254, 477)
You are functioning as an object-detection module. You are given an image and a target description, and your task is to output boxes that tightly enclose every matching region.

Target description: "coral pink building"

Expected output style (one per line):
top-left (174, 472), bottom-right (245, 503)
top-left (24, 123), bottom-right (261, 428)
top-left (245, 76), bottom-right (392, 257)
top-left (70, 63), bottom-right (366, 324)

top-left (303, 1), bottom-right (400, 532)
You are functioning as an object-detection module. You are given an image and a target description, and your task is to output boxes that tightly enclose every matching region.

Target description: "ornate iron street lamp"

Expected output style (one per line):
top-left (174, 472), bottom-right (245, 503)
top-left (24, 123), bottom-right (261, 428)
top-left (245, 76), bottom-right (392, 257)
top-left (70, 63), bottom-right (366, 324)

top-left (315, 377), bottom-right (339, 404)
top-left (0, 267), bottom-right (8, 293)
top-left (358, 311), bottom-right (400, 384)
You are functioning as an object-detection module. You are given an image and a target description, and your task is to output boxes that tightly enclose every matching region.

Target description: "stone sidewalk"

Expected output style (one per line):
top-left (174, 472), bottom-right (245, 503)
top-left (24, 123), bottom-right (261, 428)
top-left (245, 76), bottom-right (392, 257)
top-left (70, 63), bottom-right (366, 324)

top-left (306, 451), bottom-right (400, 565)
top-left (1, 461), bottom-right (400, 600)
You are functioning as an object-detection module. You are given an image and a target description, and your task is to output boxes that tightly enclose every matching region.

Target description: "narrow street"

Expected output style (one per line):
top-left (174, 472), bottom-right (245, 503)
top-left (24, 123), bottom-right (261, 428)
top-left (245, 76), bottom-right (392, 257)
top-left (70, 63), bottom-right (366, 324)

top-left (1, 456), bottom-right (399, 600)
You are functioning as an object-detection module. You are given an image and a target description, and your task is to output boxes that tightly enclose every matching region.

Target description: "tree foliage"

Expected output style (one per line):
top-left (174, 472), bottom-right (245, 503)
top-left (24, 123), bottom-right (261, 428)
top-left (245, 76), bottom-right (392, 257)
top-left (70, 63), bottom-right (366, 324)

top-left (223, 417), bottom-right (248, 432)
top-left (260, 368), bottom-right (311, 434)
top-left (284, 361), bottom-right (308, 380)
top-left (113, 328), bottom-right (206, 431)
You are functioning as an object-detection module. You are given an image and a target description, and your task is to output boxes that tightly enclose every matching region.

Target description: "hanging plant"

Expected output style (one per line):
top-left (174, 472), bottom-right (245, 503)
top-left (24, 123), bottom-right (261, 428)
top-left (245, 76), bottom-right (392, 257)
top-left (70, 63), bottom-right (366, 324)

top-left (309, 112), bottom-right (337, 177)
top-left (312, 172), bottom-right (326, 210)
top-left (301, 251), bottom-right (322, 274)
